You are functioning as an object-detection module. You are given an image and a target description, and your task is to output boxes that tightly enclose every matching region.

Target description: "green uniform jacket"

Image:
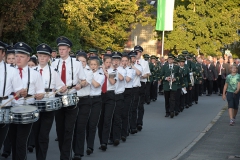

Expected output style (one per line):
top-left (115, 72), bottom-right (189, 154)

top-left (194, 63), bottom-right (203, 84)
top-left (180, 64), bottom-right (192, 88)
top-left (160, 64), bottom-right (180, 91)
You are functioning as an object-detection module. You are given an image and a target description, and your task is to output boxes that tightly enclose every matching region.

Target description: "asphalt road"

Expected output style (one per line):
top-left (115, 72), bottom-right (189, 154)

top-left (1, 93), bottom-right (226, 160)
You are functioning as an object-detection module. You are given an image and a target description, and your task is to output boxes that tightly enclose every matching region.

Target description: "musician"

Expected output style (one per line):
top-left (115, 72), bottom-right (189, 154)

top-left (143, 54), bottom-right (151, 104)
top-left (150, 55), bottom-right (160, 102)
top-left (33, 43), bottom-right (66, 160)
top-left (28, 56), bottom-right (38, 68)
top-left (98, 55), bottom-right (116, 151)
top-left (85, 56), bottom-right (104, 155)
top-left (134, 45), bottom-right (150, 131)
top-left (174, 58), bottom-right (182, 115)
top-left (121, 54), bottom-right (134, 142)
top-left (193, 57), bottom-right (202, 104)
top-left (50, 49), bottom-right (57, 62)
top-left (51, 36), bottom-right (86, 160)
top-left (106, 47), bottom-right (112, 55)
top-left (109, 52), bottom-right (126, 146)
top-left (1, 45), bottom-right (16, 158)
top-left (160, 53), bottom-right (180, 118)
top-left (10, 42), bottom-right (44, 160)
top-left (72, 51), bottom-right (93, 159)
top-left (129, 51), bottom-right (142, 134)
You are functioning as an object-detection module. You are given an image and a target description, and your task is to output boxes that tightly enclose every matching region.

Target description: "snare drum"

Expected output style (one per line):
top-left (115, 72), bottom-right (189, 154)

top-left (0, 106), bottom-right (11, 124)
top-left (35, 97), bottom-right (62, 112)
top-left (10, 105), bottom-right (39, 124)
top-left (61, 94), bottom-right (78, 107)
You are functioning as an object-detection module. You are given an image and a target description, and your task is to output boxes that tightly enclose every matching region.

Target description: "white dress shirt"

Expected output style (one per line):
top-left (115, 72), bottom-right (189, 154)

top-left (106, 68), bottom-right (116, 91)
top-left (132, 63), bottom-right (143, 87)
top-left (114, 66), bottom-right (126, 94)
top-left (138, 59), bottom-right (150, 82)
top-left (0, 61), bottom-right (23, 106)
top-left (14, 66), bottom-right (45, 105)
top-left (124, 66), bottom-right (135, 88)
top-left (90, 70), bottom-right (105, 96)
top-left (77, 65), bottom-right (93, 97)
top-left (51, 56), bottom-right (86, 94)
top-left (35, 64), bottom-right (65, 98)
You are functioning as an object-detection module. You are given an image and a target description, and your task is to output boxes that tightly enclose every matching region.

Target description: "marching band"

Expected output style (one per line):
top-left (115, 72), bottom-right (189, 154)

top-left (0, 36), bottom-right (234, 160)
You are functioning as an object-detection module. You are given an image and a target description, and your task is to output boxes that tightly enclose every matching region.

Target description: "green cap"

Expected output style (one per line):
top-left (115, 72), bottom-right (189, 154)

top-left (106, 47), bottom-right (112, 51)
top-left (89, 48), bottom-right (98, 53)
top-left (168, 53), bottom-right (175, 59)
top-left (150, 55), bottom-right (156, 59)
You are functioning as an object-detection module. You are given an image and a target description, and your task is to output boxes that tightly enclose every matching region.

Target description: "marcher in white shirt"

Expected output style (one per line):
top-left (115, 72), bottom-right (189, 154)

top-left (109, 52), bottom-right (126, 146)
top-left (134, 45), bottom-right (150, 132)
top-left (86, 56), bottom-right (104, 155)
top-left (10, 42), bottom-right (44, 160)
top-left (51, 36), bottom-right (86, 160)
top-left (121, 54), bottom-right (135, 141)
top-left (33, 43), bottom-right (67, 160)
top-left (98, 54), bottom-right (116, 151)
top-left (0, 41), bottom-right (26, 156)
top-left (72, 51), bottom-right (93, 159)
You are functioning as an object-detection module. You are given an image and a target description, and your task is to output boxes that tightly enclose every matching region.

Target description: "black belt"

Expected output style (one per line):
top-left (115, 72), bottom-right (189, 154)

top-left (133, 86), bottom-right (140, 88)
top-left (102, 90), bottom-right (114, 94)
top-left (125, 88), bottom-right (132, 90)
top-left (90, 95), bottom-right (101, 98)
top-left (78, 95), bottom-right (89, 99)
top-left (0, 96), bottom-right (8, 100)
top-left (45, 89), bottom-right (53, 92)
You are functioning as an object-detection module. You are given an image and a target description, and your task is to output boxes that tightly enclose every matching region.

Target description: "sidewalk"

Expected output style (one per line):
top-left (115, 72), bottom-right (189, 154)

top-left (179, 108), bottom-right (240, 160)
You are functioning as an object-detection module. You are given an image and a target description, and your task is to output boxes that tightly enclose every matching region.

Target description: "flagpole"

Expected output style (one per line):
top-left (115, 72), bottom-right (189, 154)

top-left (161, 31), bottom-right (165, 56)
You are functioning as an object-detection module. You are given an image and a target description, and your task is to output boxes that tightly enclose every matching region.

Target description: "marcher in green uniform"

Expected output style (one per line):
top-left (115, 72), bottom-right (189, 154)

top-left (160, 53), bottom-right (180, 118)
top-left (193, 57), bottom-right (203, 104)
top-left (150, 55), bottom-right (160, 101)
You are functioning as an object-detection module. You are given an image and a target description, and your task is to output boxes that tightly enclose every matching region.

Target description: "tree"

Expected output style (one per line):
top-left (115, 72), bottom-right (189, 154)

top-left (158, 0), bottom-right (240, 56)
top-left (0, 0), bottom-right (40, 40)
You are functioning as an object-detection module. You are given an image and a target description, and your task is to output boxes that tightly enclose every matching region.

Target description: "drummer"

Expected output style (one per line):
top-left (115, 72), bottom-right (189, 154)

top-left (0, 41), bottom-right (26, 156)
top-left (10, 42), bottom-right (44, 160)
top-left (33, 43), bottom-right (67, 160)
top-left (72, 51), bottom-right (93, 159)
top-left (51, 36), bottom-right (86, 160)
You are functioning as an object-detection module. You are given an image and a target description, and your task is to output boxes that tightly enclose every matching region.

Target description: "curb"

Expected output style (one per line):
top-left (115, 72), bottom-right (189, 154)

top-left (172, 105), bottom-right (228, 160)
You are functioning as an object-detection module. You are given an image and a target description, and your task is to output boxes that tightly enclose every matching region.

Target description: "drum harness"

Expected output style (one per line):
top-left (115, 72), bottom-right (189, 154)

top-left (0, 62), bottom-right (7, 103)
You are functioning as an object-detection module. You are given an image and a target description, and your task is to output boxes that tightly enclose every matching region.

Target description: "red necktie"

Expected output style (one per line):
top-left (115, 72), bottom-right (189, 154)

top-left (102, 71), bottom-right (107, 93)
top-left (61, 61), bottom-right (66, 85)
top-left (40, 69), bottom-right (43, 76)
top-left (18, 68), bottom-right (23, 79)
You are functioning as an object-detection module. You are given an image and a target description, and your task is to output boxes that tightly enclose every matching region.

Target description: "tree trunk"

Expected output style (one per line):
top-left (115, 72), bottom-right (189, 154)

top-left (0, 14), bottom-right (4, 40)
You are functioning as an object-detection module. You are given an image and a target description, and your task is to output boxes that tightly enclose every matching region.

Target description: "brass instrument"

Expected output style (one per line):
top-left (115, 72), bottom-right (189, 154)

top-left (169, 67), bottom-right (174, 90)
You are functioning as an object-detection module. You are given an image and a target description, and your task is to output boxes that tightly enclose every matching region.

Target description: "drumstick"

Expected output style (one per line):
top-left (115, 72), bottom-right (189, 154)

top-left (46, 87), bottom-right (66, 97)
top-left (24, 93), bottom-right (45, 100)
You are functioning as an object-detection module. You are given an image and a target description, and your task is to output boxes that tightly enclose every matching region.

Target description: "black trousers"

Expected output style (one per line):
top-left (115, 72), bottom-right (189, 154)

top-left (10, 123), bottom-right (33, 160)
top-left (28, 130), bottom-right (35, 147)
top-left (86, 96), bottom-right (102, 150)
top-left (98, 91), bottom-right (115, 145)
top-left (130, 87), bottom-right (139, 130)
top-left (0, 124), bottom-right (9, 150)
top-left (180, 92), bottom-right (185, 109)
top-left (194, 84), bottom-right (199, 102)
top-left (33, 111), bottom-right (54, 160)
top-left (199, 83), bottom-right (203, 95)
top-left (137, 82), bottom-right (146, 126)
top-left (164, 90), bottom-right (176, 113)
top-left (111, 93), bottom-right (124, 141)
top-left (213, 80), bottom-right (218, 93)
top-left (121, 88), bottom-right (133, 137)
top-left (145, 82), bottom-right (151, 103)
top-left (150, 81), bottom-right (158, 100)
top-left (217, 75), bottom-right (225, 94)
top-left (191, 86), bottom-right (195, 103)
top-left (73, 97), bottom-right (91, 156)
top-left (3, 130), bottom-right (11, 155)
top-left (185, 87), bottom-right (192, 106)
top-left (203, 79), bottom-right (207, 93)
top-left (206, 79), bottom-right (213, 95)
top-left (55, 105), bottom-right (79, 160)
top-left (175, 88), bottom-right (181, 112)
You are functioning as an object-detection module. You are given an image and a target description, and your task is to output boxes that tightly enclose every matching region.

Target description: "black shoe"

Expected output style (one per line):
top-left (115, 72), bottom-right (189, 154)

top-left (108, 139), bottom-right (113, 145)
top-left (188, 103), bottom-right (192, 107)
top-left (100, 144), bottom-right (107, 151)
top-left (165, 113), bottom-right (170, 117)
top-left (153, 99), bottom-right (156, 101)
top-left (73, 155), bottom-right (82, 160)
top-left (121, 136), bottom-right (126, 142)
top-left (195, 101), bottom-right (198, 104)
top-left (86, 148), bottom-right (93, 155)
top-left (218, 94), bottom-right (222, 96)
top-left (185, 105), bottom-right (189, 109)
top-left (1, 152), bottom-right (9, 158)
top-left (130, 129), bottom-right (137, 134)
top-left (113, 139), bottom-right (120, 146)
top-left (170, 112), bottom-right (174, 118)
top-left (175, 112), bottom-right (179, 116)
top-left (28, 145), bottom-right (34, 153)
top-left (55, 137), bottom-right (58, 141)
top-left (180, 108), bottom-right (184, 112)
top-left (206, 94), bottom-right (211, 96)
top-left (146, 102), bottom-right (150, 104)
top-left (137, 125), bottom-right (142, 131)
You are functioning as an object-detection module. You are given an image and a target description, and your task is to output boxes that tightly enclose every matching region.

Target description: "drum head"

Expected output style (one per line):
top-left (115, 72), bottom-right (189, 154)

top-left (35, 97), bottom-right (59, 102)
top-left (11, 105), bottom-right (37, 113)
